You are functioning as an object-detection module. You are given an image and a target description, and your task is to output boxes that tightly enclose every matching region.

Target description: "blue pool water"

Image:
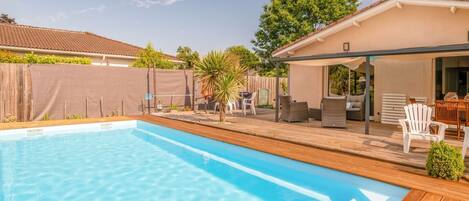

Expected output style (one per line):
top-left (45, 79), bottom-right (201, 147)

top-left (0, 121), bottom-right (409, 201)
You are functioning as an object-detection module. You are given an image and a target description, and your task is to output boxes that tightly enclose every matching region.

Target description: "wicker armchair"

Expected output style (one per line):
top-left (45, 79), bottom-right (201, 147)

top-left (321, 97), bottom-right (347, 128)
top-left (279, 96), bottom-right (309, 122)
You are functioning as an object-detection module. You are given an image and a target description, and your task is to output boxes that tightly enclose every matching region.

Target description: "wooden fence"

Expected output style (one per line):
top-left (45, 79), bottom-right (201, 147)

top-left (245, 76), bottom-right (287, 106)
top-left (0, 64), bottom-right (32, 122)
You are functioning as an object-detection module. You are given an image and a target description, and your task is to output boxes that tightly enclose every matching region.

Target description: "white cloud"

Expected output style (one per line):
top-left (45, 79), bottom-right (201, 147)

top-left (78, 5), bottom-right (107, 14)
top-left (131, 0), bottom-right (182, 8)
top-left (48, 12), bottom-right (68, 23)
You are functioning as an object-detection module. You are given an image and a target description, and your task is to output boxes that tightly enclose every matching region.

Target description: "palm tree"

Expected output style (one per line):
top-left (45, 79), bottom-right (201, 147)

top-left (195, 51), bottom-right (246, 122)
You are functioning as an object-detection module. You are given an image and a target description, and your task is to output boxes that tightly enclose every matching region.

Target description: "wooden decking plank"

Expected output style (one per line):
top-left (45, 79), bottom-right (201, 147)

top-left (442, 197), bottom-right (461, 201)
top-left (403, 189), bottom-right (426, 201)
top-left (421, 193), bottom-right (444, 201)
top-left (134, 115), bottom-right (469, 200)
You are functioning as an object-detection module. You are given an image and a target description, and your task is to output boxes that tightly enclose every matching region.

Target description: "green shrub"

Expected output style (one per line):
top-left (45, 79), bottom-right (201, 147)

top-left (0, 50), bottom-right (26, 63)
top-left (42, 114), bottom-right (50, 121)
top-left (66, 114), bottom-right (82, 120)
top-left (426, 141), bottom-right (465, 180)
top-left (2, 114), bottom-right (17, 123)
top-left (169, 104), bottom-right (178, 111)
top-left (0, 51), bottom-right (91, 65)
top-left (108, 111), bottom-right (119, 117)
top-left (256, 104), bottom-right (273, 109)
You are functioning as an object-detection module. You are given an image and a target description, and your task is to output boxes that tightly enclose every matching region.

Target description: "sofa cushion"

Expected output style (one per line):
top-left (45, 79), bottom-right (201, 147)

top-left (346, 102), bottom-right (352, 109)
top-left (347, 95), bottom-right (365, 103)
top-left (346, 107), bottom-right (361, 112)
top-left (351, 102), bottom-right (362, 109)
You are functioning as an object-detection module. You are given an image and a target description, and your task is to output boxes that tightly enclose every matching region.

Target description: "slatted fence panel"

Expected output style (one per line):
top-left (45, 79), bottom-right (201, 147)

top-left (246, 76), bottom-right (287, 106)
top-left (0, 64), bottom-right (32, 122)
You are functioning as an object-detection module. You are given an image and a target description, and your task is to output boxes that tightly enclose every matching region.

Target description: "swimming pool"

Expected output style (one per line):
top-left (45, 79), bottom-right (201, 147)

top-left (0, 120), bottom-right (409, 201)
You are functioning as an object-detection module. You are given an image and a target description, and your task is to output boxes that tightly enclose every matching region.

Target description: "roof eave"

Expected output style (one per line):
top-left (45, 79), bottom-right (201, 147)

top-left (0, 45), bottom-right (137, 59)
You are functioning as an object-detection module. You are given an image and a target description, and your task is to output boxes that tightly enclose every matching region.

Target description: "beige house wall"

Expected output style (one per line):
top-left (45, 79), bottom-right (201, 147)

top-left (90, 56), bottom-right (135, 67)
top-left (294, 5), bottom-right (469, 56)
top-left (289, 65), bottom-right (324, 108)
top-left (286, 4), bottom-right (469, 122)
top-left (373, 58), bottom-right (434, 121)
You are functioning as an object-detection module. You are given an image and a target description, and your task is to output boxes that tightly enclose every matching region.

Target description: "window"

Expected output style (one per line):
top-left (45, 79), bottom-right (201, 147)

top-left (328, 65), bottom-right (366, 96)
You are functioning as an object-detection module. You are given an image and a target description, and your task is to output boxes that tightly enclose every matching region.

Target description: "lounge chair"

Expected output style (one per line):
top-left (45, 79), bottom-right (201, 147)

top-left (279, 95), bottom-right (309, 122)
top-left (399, 104), bottom-right (448, 153)
top-left (321, 97), bottom-right (346, 128)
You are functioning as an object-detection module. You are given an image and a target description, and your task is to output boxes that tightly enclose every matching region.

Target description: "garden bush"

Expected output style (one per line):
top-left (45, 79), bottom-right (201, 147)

top-left (0, 51), bottom-right (91, 65)
top-left (426, 141), bottom-right (465, 180)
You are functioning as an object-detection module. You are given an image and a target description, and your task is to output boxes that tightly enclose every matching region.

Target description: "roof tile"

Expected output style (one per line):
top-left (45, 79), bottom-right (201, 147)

top-left (0, 23), bottom-right (178, 60)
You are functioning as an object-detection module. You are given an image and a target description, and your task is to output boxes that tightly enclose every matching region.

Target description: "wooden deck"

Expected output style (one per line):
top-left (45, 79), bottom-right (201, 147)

top-left (135, 115), bottom-right (469, 201)
top-left (155, 109), bottom-right (469, 172)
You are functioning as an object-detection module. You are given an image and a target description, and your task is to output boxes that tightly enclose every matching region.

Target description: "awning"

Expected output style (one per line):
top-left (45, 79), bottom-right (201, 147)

top-left (287, 57), bottom-right (364, 68)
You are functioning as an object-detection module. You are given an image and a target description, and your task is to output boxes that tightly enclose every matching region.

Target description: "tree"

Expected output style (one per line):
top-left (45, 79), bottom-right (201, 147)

top-left (176, 46), bottom-right (200, 69)
top-left (252, 0), bottom-right (359, 74)
top-left (132, 42), bottom-right (174, 69)
top-left (225, 45), bottom-right (260, 71)
top-left (133, 42), bottom-right (174, 112)
top-left (0, 14), bottom-right (16, 24)
top-left (328, 65), bottom-right (349, 96)
top-left (195, 51), bottom-right (246, 122)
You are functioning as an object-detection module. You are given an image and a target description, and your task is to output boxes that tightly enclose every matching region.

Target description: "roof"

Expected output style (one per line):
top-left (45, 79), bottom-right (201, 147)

top-left (273, 0), bottom-right (469, 57)
top-left (0, 23), bottom-right (179, 61)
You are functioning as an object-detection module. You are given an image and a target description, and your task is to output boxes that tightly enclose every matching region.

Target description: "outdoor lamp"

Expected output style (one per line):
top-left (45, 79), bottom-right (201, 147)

top-left (343, 42), bottom-right (350, 52)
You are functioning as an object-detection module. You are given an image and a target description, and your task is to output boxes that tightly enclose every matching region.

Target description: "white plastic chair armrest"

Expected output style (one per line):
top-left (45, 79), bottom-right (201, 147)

top-left (398, 119), bottom-right (409, 135)
top-left (430, 121), bottom-right (448, 140)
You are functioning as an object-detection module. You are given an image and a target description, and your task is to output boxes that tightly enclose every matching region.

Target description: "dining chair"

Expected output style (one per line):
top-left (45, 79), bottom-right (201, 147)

top-left (444, 92), bottom-right (458, 101)
top-left (462, 101), bottom-right (469, 140)
top-left (462, 127), bottom-right (469, 161)
top-left (464, 94), bottom-right (469, 101)
top-left (435, 100), bottom-right (461, 139)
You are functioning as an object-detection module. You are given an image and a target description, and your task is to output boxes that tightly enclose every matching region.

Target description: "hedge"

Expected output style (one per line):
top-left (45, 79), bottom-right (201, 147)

top-left (0, 50), bottom-right (91, 65)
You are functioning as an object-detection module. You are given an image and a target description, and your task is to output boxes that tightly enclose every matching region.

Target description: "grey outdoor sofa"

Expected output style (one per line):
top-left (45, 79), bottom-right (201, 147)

top-left (346, 95), bottom-right (365, 121)
top-left (308, 94), bottom-right (365, 122)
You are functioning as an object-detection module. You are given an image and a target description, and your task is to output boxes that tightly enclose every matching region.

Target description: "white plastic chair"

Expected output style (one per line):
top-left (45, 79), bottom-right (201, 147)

top-left (463, 127), bottom-right (469, 161)
top-left (242, 91), bottom-right (257, 116)
top-left (214, 101), bottom-right (236, 114)
top-left (399, 104), bottom-right (448, 153)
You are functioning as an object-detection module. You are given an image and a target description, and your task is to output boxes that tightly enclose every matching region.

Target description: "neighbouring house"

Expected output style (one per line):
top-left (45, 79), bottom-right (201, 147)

top-left (0, 23), bottom-right (182, 67)
top-left (273, 0), bottom-right (469, 125)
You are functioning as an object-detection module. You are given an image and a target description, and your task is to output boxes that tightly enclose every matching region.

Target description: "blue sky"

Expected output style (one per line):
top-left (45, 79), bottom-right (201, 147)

top-left (2, 0), bottom-right (372, 55)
